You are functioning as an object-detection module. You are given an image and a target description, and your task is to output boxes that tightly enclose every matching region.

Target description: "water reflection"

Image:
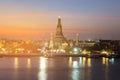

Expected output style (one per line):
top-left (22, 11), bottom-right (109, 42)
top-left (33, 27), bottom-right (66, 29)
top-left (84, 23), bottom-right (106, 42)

top-left (79, 57), bottom-right (82, 65)
top-left (82, 57), bottom-right (86, 67)
top-left (109, 58), bottom-right (114, 64)
top-left (69, 57), bottom-right (92, 68)
top-left (0, 57), bottom-right (119, 80)
top-left (69, 57), bottom-right (92, 80)
top-left (39, 57), bottom-right (47, 69)
top-left (87, 58), bottom-right (91, 67)
top-left (102, 57), bottom-right (111, 80)
top-left (102, 57), bottom-right (106, 64)
top-left (14, 57), bottom-right (18, 69)
top-left (102, 57), bottom-right (109, 66)
top-left (102, 57), bottom-right (115, 80)
top-left (27, 58), bottom-right (31, 68)
top-left (72, 69), bottom-right (80, 80)
top-left (38, 57), bottom-right (48, 80)
top-left (14, 57), bottom-right (19, 80)
top-left (102, 57), bottom-right (115, 65)
top-left (69, 57), bottom-right (72, 68)
top-left (73, 61), bottom-right (79, 68)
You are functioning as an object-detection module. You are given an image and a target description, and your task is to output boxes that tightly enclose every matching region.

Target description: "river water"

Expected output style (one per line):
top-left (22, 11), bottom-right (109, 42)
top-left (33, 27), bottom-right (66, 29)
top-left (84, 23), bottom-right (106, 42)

top-left (0, 57), bottom-right (120, 80)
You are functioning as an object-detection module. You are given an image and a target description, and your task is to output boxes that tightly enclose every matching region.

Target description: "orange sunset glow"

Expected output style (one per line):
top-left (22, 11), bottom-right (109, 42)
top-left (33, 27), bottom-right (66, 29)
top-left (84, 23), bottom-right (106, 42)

top-left (0, 0), bottom-right (120, 40)
top-left (0, 1), bottom-right (120, 80)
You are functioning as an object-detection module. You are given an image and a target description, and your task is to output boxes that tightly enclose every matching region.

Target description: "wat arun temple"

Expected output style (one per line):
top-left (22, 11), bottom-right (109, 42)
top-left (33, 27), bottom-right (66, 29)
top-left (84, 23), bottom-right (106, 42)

top-left (54, 17), bottom-right (67, 48)
top-left (43, 17), bottom-right (69, 53)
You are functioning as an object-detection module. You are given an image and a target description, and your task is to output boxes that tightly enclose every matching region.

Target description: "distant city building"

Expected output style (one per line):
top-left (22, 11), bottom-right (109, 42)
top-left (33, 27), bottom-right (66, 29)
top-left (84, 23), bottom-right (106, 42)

top-left (79, 41), bottom-right (95, 48)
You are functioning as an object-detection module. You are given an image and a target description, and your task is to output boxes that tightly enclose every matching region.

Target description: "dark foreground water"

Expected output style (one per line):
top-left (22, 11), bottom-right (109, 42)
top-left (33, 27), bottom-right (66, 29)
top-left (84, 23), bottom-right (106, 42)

top-left (0, 57), bottom-right (120, 80)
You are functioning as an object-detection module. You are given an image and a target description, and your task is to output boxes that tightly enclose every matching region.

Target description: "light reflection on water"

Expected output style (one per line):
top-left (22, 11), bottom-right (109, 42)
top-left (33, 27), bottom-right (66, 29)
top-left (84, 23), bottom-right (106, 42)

top-left (82, 57), bottom-right (86, 67)
top-left (14, 57), bottom-right (18, 69)
top-left (68, 57), bottom-right (72, 68)
top-left (27, 58), bottom-right (31, 69)
top-left (87, 58), bottom-right (91, 67)
top-left (0, 57), bottom-right (119, 80)
top-left (14, 57), bottom-right (18, 80)
top-left (109, 58), bottom-right (115, 64)
top-left (39, 57), bottom-right (47, 69)
top-left (102, 57), bottom-right (115, 66)
top-left (69, 57), bottom-right (92, 68)
top-left (69, 57), bottom-right (92, 80)
top-left (38, 57), bottom-right (48, 80)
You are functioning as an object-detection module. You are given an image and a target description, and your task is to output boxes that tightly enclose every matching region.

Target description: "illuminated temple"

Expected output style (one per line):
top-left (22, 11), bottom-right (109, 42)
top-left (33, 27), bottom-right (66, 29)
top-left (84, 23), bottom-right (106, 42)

top-left (54, 17), bottom-right (67, 48)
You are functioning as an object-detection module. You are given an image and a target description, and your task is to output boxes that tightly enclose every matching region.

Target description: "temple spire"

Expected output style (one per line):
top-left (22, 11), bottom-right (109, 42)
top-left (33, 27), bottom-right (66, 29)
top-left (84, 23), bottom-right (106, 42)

top-left (54, 17), bottom-right (67, 48)
top-left (56, 16), bottom-right (63, 36)
top-left (58, 17), bottom-right (61, 24)
top-left (75, 33), bottom-right (79, 46)
top-left (49, 33), bottom-right (54, 49)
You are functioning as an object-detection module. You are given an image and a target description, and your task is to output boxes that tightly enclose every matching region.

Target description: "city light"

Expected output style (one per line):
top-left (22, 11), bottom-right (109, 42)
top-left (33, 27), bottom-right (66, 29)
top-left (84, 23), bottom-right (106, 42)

top-left (0, 17), bottom-right (118, 59)
top-left (0, 0), bottom-right (120, 80)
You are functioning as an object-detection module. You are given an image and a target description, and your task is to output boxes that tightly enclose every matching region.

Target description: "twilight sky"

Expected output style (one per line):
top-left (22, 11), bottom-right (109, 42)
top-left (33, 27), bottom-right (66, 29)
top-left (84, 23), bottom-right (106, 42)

top-left (0, 0), bottom-right (120, 40)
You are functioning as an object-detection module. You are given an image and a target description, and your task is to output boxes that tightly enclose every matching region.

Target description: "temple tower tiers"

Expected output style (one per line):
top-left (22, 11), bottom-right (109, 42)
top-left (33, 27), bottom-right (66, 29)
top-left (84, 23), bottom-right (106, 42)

top-left (54, 17), bottom-right (67, 48)
top-left (56, 16), bottom-right (64, 37)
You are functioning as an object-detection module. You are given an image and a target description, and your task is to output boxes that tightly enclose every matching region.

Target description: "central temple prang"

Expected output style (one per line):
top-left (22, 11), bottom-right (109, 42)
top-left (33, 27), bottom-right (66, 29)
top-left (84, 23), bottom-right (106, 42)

top-left (54, 17), bottom-right (67, 48)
